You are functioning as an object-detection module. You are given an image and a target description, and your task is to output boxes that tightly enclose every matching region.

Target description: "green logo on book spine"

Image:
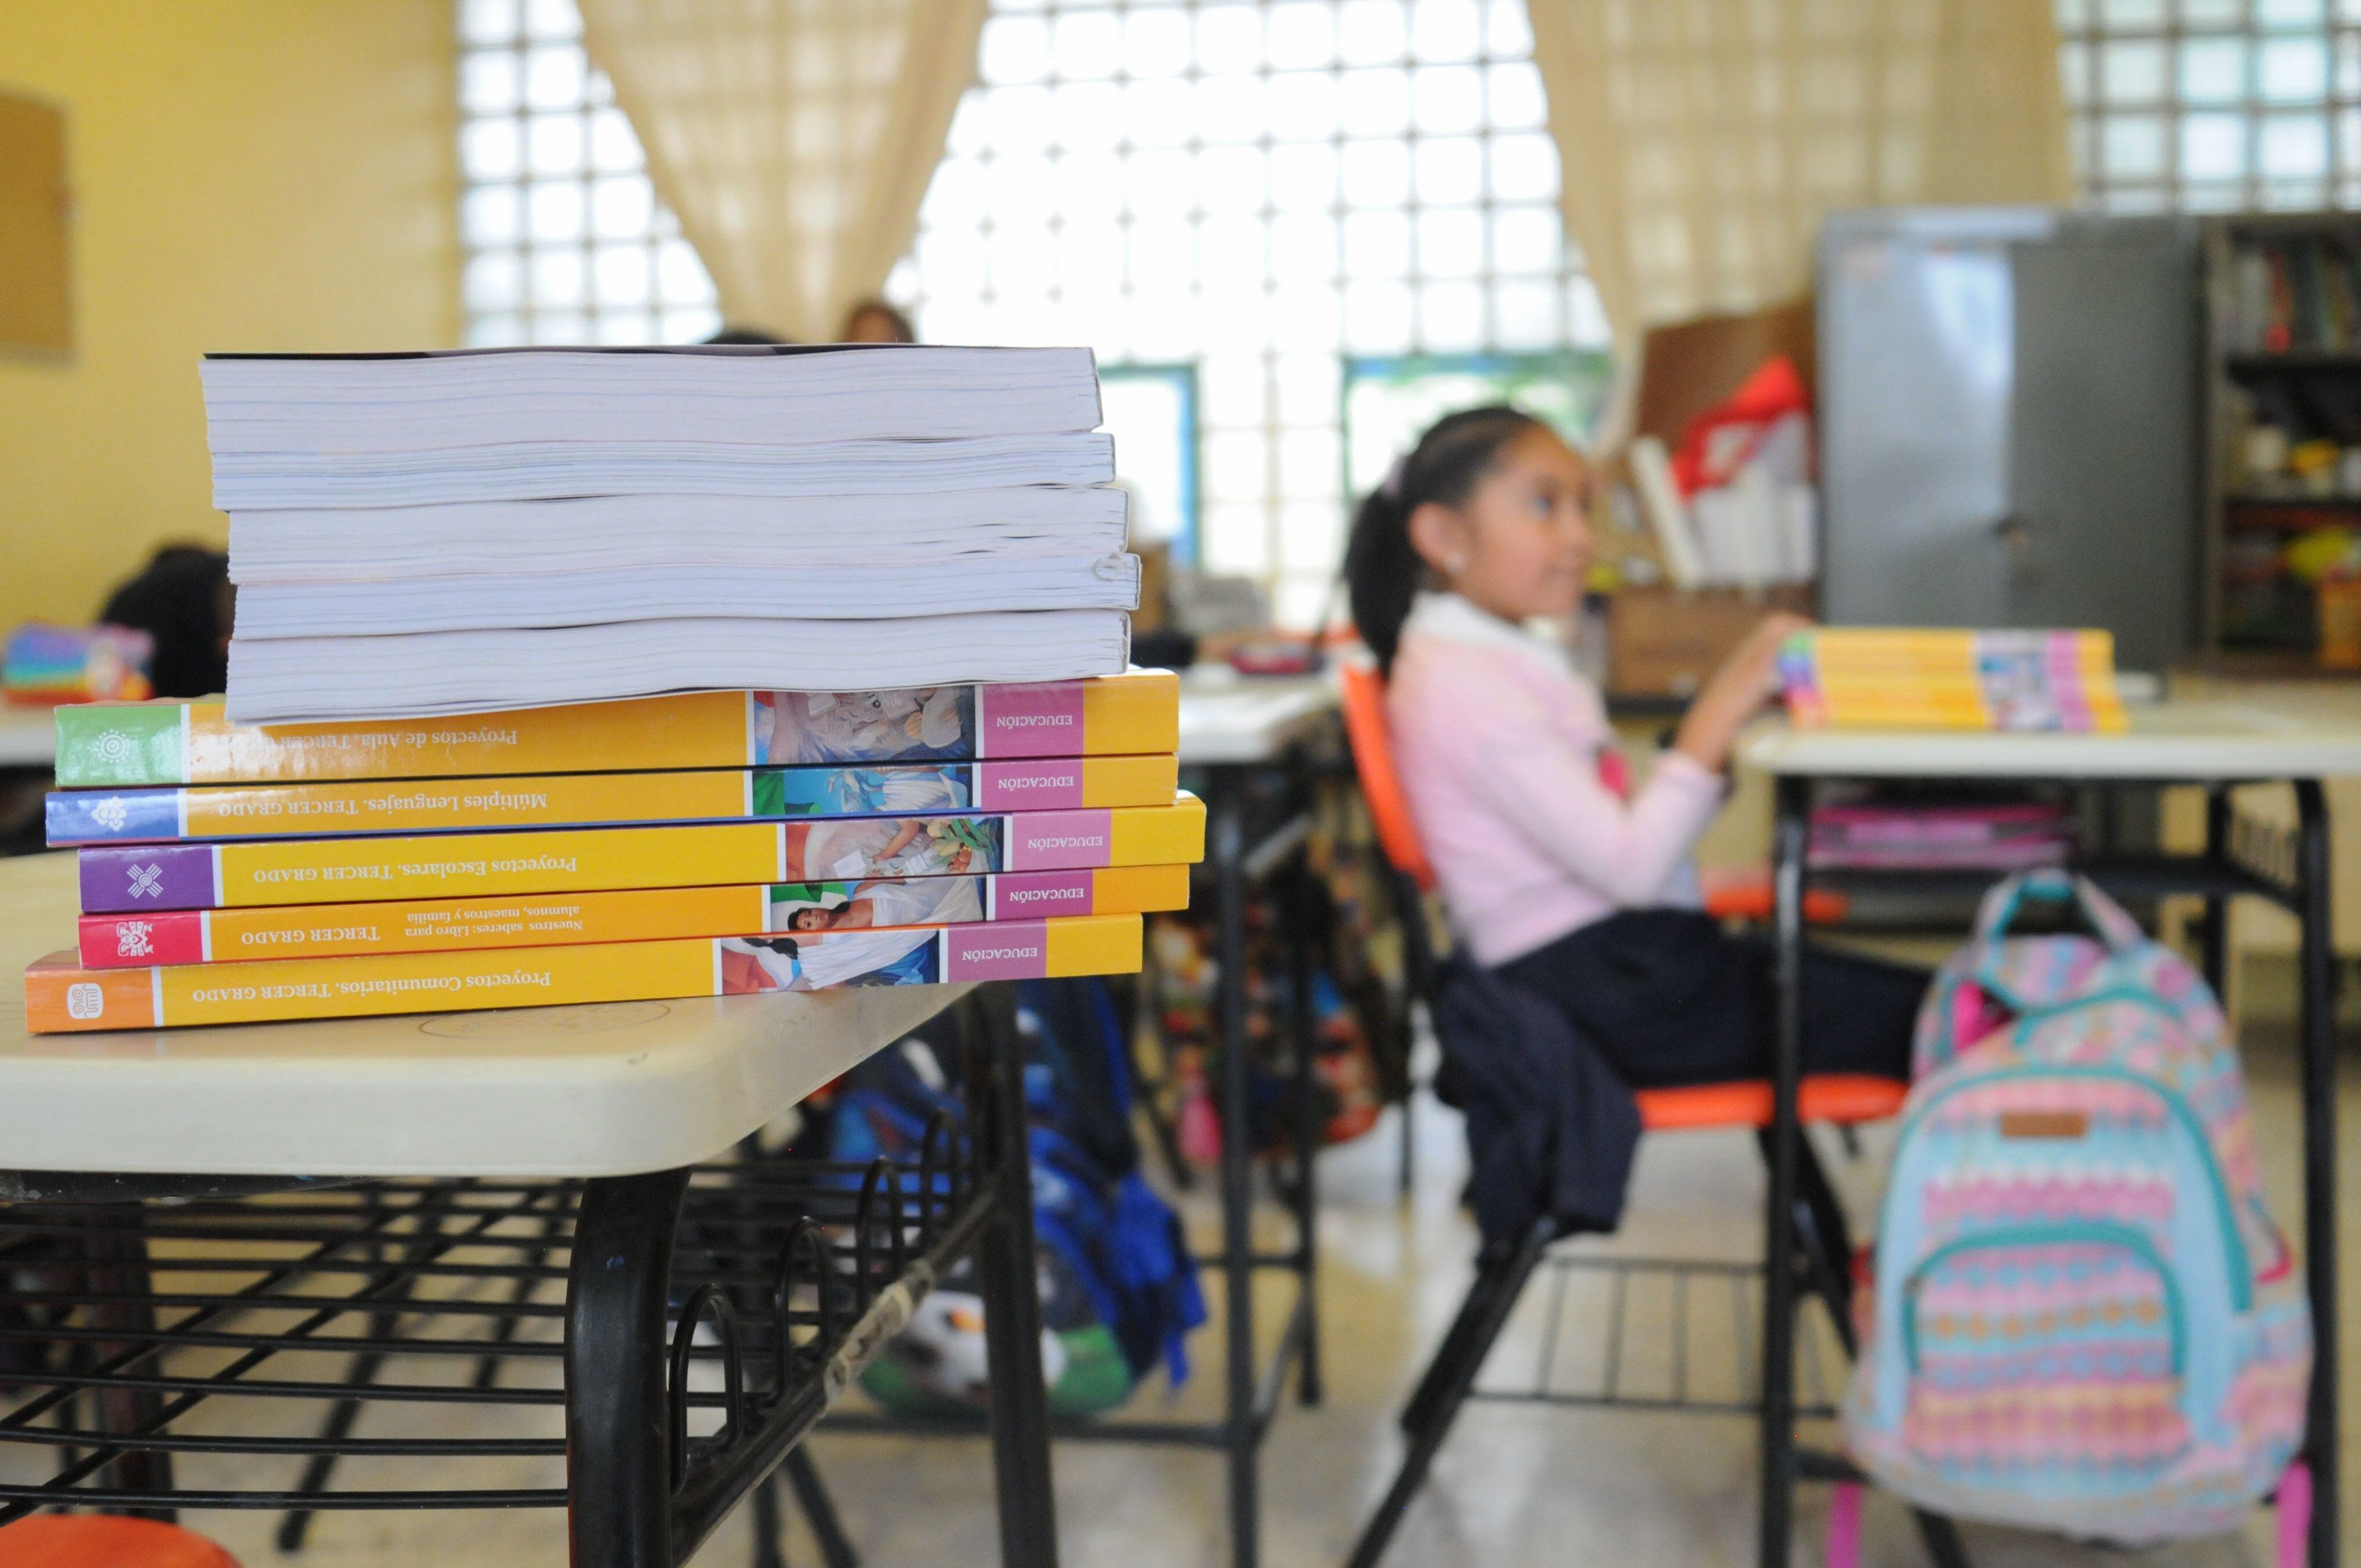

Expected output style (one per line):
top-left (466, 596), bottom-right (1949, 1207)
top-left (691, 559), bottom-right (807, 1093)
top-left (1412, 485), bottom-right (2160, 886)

top-left (56, 706), bottom-right (182, 787)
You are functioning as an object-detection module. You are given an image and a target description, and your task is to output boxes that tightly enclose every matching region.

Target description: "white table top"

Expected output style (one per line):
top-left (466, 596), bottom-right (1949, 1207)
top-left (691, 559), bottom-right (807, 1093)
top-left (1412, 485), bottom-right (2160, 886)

top-left (1175, 667), bottom-right (1339, 767)
top-left (0, 707), bottom-right (53, 770)
top-left (0, 851), bottom-right (964, 1178)
top-left (1740, 698), bottom-right (2361, 782)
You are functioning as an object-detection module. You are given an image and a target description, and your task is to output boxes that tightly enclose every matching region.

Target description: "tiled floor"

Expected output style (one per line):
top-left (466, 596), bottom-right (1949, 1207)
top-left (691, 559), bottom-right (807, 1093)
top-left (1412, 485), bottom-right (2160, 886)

top-left (44, 1025), bottom-right (2361, 1567)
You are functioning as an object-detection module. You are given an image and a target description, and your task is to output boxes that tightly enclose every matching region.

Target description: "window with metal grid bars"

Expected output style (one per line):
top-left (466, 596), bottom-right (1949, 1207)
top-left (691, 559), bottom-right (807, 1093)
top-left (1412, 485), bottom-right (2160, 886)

top-left (2059, 0), bottom-right (2361, 212)
top-left (884, 0), bottom-right (1613, 625)
top-left (456, 0), bottom-right (722, 346)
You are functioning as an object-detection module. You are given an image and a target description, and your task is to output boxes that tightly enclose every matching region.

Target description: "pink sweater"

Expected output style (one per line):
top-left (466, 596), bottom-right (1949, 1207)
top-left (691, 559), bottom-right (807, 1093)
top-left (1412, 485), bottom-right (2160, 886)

top-left (1387, 592), bottom-right (1725, 967)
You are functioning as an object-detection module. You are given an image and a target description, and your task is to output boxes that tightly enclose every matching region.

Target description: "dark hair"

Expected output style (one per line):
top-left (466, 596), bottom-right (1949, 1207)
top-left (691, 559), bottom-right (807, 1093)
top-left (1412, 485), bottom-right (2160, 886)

top-left (103, 544), bottom-right (233, 698)
top-left (1343, 404), bottom-right (1545, 674)
top-left (703, 325), bottom-right (791, 345)
top-left (840, 299), bottom-right (917, 343)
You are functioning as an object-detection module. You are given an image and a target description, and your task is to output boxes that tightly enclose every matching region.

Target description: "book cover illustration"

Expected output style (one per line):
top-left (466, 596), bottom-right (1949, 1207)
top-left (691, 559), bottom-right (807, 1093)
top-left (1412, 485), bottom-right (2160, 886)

top-left (26, 914), bottom-right (1144, 1033)
top-left (75, 866), bottom-right (1194, 968)
top-left (53, 670), bottom-right (1180, 788)
top-left (47, 755), bottom-right (1179, 845)
top-left (78, 794), bottom-right (1208, 912)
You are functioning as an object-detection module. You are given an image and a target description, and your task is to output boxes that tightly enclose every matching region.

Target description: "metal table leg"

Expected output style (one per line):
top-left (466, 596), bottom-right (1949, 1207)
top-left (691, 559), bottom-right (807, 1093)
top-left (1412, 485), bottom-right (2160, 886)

top-left (79, 1215), bottom-right (175, 1520)
top-left (1289, 850), bottom-right (1323, 1409)
top-left (2294, 781), bottom-right (2342, 1568)
top-left (1211, 779), bottom-right (1261, 1568)
top-left (2202, 786), bottom-right (2233, 995)
top-left (1761, 775), bottom-right (1811, 1568)
top-left (970, 986), bottom-right (1062, 1568)
top-left (567, 1166), bottom-right (695, 1568)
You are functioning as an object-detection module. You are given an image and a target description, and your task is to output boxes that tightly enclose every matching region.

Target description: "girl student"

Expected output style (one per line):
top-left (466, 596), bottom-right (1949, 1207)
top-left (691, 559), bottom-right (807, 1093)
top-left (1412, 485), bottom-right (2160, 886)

top-left (1344, 405), bottom-right (1924, 1089)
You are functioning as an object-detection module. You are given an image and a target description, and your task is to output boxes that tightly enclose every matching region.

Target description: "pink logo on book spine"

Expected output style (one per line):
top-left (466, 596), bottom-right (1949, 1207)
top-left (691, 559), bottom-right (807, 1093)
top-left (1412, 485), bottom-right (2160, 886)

top-left (992, 871), bottom-right (1093, 916)
top-left (976, 683), bottom-right (1084, 758)
top-left (1006, 810), bottom-right (1114, 870)
top-left (977, 762), bottom-right (1085, 810)
top-left (946, 923), bottom-right (1051, 981)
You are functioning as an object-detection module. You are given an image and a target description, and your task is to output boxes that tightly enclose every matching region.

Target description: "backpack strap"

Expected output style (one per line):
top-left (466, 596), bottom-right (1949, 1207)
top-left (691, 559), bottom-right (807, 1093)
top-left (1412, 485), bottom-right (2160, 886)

top-left (1967, 870), bottom-right (2149, 1011)
top-left (1973, 868), bottom-right (2145, 951)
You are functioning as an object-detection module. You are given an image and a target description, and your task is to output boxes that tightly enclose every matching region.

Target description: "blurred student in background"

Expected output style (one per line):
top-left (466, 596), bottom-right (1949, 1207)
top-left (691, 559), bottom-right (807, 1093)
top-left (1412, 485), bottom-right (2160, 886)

top-left (839, 299), bottom-right (917, 343)
top-left (1345, 405), bottom-right (1924, 1091)
top-left (102, 544), bottom-right (233, 699)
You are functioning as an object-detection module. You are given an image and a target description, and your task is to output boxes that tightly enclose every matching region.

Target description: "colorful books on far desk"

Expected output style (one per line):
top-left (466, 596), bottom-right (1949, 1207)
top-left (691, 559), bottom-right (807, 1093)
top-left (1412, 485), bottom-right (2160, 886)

top-left (1779, 628), bottom-right (2129, 733)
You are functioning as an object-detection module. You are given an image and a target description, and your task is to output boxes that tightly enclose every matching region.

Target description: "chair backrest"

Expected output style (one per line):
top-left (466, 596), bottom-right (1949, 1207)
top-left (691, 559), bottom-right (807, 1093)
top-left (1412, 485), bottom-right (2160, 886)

top-left (1336, 659), bottom-right (1445, 1002)
top-left (0, 1516), bottom-right (241, 1567)
top-left (1336, 660), bottom-right (1435, 891)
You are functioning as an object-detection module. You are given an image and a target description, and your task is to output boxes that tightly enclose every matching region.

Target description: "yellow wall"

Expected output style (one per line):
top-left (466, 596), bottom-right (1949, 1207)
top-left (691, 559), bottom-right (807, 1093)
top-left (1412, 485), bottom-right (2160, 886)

top-left (0, 1), bottom-right (455, 632)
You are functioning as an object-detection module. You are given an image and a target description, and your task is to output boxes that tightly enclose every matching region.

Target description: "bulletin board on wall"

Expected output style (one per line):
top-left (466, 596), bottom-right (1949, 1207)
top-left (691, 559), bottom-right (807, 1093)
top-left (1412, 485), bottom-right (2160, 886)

top-left (0, 88), bottom-right (71, 355)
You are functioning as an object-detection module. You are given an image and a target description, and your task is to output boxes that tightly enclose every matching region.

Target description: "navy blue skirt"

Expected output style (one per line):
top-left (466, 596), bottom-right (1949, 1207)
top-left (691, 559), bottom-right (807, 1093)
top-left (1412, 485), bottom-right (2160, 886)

top-left (1495, 909), bottom-right (1923, 1091)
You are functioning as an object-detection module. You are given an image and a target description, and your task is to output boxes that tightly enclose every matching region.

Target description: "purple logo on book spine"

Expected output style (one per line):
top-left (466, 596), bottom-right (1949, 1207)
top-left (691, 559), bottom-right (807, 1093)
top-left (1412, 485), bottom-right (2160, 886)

top-left (1006, 809), bottom-right (1112, 870)
top-left (977, 683), bottom-right (1083, 758)
top-left (977, 761), bottom-right (1084, 810)
top-left (81, 847), bottom-right (209, 913)
top-left (946, 923), bottom-right (1050, 981)
top-left (992, 870), bottom-right (1092, 916)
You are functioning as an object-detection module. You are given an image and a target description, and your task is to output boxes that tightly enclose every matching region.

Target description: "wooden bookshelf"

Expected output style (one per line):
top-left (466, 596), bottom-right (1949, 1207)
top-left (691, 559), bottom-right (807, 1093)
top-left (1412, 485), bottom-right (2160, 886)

top-left (2200, 213), bottom-right (2361, 670)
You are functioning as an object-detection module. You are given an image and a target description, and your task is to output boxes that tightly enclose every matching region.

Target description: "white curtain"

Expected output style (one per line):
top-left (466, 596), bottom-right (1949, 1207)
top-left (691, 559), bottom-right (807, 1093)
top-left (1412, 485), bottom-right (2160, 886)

top-left (578, 0), bottom-right (988, 342)
top-left (1527, 0), bottom-right (2073, 344)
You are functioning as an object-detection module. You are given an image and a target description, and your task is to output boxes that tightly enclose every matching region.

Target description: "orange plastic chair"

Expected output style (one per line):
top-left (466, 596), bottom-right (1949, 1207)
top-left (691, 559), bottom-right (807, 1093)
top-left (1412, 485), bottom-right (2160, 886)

top-left (1336, 658), bottom-right (1905, 1133)
top-left (0, 1516), bottom-right (241, 1568)
top-left (1336, 655), bottom-right (1923, 1568)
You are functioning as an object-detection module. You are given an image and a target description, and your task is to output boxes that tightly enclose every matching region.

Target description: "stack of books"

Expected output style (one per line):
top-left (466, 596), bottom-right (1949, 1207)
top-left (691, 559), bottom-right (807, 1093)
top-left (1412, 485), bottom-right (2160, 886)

top-left (204, 346), bottom-right (1134, 723)
top-left (1779, 628), bottom-right (2130, 733)
top-left (24, 346), bottom-right (1201, 1033)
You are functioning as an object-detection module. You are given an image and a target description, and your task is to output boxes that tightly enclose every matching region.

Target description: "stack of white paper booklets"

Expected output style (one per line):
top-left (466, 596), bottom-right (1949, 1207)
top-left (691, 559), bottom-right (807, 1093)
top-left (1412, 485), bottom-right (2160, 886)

top-left (207, 344), bottom-right (1137, 723)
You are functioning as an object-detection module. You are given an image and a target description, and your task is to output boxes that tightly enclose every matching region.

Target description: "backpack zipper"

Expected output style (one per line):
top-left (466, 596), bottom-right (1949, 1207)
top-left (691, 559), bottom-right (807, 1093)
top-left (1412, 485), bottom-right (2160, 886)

top-left (1901, 1218), bottom-right (2185, 1380)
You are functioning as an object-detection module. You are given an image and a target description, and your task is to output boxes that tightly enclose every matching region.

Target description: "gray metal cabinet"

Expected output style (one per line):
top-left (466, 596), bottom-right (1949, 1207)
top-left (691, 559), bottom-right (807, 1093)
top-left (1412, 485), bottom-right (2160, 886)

top-left (1817, 208), bottom-right (2204, 672)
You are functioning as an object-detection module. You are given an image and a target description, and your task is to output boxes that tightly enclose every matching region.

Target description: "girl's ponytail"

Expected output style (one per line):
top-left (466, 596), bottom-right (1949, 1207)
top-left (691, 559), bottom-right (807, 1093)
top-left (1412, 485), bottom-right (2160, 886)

top-left (1344, 481), bottom-right (1420, 675)
top-left (1341, 404), bottom-right (1546, 677)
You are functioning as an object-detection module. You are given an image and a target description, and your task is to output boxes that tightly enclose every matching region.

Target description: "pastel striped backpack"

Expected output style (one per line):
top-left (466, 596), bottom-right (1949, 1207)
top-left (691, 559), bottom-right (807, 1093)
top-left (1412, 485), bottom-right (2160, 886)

top-left (1843, 870), bottom-right (2311, 1544)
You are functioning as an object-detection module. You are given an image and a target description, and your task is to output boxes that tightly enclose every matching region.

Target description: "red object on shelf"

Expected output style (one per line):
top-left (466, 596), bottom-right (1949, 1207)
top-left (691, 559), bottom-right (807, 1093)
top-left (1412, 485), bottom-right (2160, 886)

top-left (1668, 354), bottom-right (1812, 497)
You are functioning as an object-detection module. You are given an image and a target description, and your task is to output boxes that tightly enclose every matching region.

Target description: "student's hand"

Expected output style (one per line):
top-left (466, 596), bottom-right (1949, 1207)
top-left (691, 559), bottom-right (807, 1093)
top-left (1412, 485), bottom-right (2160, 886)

top-left (1671, 612), bottom-right (1813, 774)
top-left (1719, 612), bottom-right (1812, 701)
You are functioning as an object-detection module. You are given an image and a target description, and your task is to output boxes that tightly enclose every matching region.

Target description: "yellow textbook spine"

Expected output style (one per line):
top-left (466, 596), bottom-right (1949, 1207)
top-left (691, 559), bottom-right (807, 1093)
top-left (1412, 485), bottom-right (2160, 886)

top-left (1078, 669), bottom-right (1181, 755)
top-left (1106, 793), bottom-right (1207, 866)
top-left (25, 914), bottom-right (1149, 1032)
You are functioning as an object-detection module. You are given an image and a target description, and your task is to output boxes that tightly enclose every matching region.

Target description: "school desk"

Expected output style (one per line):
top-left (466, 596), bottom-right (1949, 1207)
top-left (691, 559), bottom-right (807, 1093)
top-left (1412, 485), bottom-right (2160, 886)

top-left (0, 848), bottom-right (1061, 1568)
top-left (825, 664), bottom-right (1344, 1568)
top-left (1175, 666), bottom-right (1336, 1568)
top-left (1742, 699), bottom-right (2361, 1568)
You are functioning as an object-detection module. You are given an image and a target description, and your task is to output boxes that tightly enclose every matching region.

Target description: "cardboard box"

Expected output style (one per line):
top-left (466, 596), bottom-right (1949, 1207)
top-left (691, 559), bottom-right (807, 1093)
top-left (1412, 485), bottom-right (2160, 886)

top-left (1602, 298), bottom-right (1818, 700)
top-left (1608, 585), bottom-right (1812, 701)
